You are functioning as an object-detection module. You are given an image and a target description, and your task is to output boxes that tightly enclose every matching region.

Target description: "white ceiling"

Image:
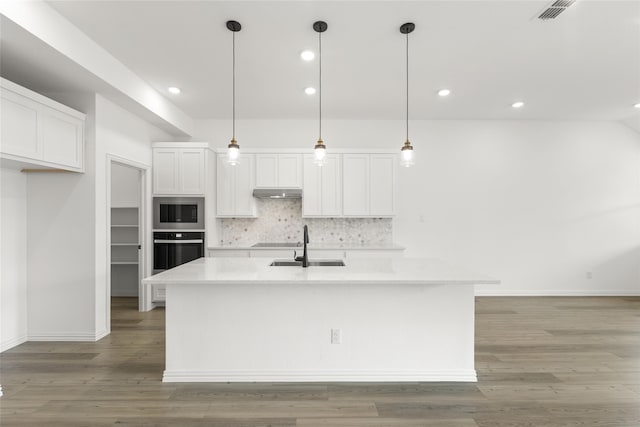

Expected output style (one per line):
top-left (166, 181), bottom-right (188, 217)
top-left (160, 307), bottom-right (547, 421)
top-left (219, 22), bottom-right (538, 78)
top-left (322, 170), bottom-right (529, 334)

top-left (8, 1), bottom-right (640, 122)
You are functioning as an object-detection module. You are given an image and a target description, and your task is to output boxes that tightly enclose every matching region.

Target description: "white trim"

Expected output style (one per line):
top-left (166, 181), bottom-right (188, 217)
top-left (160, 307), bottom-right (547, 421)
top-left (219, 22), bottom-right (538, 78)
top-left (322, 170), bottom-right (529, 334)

top-left (0, 334), bottom-right (28, 353)
top-left (1, 77), bottom-right (86, 119)
top-left (28, 332), bottom-right (104, 341)
top-left (211, 147), bottom-right (399, 155)
top-left (106, 155), bottom-right (150, 326)
top-left (152, 141), bottom-right (209, 149)
top-left (0, 384), bottom-right (3, 397)
top-left (162, 369), bottom-right (477, 383)
top-left (475, 289), bottom-right (640, 296)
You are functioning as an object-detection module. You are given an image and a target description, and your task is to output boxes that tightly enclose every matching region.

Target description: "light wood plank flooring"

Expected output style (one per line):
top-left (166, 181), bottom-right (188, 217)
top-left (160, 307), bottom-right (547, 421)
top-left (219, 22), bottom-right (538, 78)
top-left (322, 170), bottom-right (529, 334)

top-left (1, 297), bottom-right (639, 426)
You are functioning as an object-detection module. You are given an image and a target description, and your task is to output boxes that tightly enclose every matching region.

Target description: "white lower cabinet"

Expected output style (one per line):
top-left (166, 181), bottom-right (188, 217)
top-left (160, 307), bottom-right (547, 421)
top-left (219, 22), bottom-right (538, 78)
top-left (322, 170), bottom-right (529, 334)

top-left (208, 248), bottom-right (404, 259)
top-left (1, 78), bottom-right (85, 172)
top-left (151, 284), bottom-right (166, 303)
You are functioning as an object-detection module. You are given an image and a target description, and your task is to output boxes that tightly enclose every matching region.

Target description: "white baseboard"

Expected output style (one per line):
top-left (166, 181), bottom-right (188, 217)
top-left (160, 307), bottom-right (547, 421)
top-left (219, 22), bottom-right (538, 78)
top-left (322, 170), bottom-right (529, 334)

top-left (0, 334), bottom-right (27, 353)
top-left (28, 331), bottom-right (105, 342)
top-left (163, 369), bottom-right (478, 383)
top-left (475, 289), bottom-right (640, 296)
top-left (94, 330), bottom-right (109, 341)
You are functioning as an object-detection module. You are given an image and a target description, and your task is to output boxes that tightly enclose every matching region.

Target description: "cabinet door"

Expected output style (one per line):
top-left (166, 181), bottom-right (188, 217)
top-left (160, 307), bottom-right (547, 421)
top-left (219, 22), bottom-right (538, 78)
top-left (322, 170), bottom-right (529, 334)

top-left (278, 154), bottom-right (302, 188)
top-left (216, 154), bottom-right (235, 216)
top-left (0, 89), bottom-right (41, 159)
top-left (42, 109), bottom-right (83, 169)
top-left (342, 154), bottom-right (369, 216)
top-left (302, 154), bottom-right (322, 216)
top-left (255, 154), bottom-right (278, 188)
top-left (153, 149), bottom-right (180, 194)
top-left (233, 154), bottom-right (256, 216)
top-left (370, 154), bottom-right (396, 216)
top-left (321, 155), bottom-right (343, 216)
top-left (180, 149), bottom-right (205, 195)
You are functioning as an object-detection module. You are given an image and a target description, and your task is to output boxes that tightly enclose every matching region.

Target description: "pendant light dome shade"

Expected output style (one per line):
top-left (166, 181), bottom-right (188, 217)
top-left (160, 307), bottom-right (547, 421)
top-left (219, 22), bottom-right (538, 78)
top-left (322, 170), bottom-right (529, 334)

top-left (313, 21), bottom-right (328, 166)
top-left (399, 22), bottom-right (415, 168)
top-left (227, 20), bottom-right (241, 165)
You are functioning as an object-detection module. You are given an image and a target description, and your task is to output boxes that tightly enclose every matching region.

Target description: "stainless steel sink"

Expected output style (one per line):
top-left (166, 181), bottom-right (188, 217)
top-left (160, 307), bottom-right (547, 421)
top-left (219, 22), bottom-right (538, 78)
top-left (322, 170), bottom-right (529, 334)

top-left (270, 259), bottom-right (345, 267)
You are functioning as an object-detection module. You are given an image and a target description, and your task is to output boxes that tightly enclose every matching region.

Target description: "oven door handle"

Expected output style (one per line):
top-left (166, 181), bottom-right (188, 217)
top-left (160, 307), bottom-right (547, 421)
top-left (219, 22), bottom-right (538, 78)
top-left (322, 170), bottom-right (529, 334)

top-left (153, 239), bottom-right (204, 244)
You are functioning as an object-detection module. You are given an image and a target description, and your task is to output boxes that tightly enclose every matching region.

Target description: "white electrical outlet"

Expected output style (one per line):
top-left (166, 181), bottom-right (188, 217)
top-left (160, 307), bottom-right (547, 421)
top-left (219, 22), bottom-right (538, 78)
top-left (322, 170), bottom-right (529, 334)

top-left (331, 328), bottom-right (342, 344)
top-left (586, 272), bottom-right (593, 279)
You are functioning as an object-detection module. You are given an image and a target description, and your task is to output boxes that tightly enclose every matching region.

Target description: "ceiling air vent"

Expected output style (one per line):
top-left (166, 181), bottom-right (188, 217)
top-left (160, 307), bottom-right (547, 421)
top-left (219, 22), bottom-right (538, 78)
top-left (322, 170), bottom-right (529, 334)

top-left (537, 0), bottom-right (576, 20)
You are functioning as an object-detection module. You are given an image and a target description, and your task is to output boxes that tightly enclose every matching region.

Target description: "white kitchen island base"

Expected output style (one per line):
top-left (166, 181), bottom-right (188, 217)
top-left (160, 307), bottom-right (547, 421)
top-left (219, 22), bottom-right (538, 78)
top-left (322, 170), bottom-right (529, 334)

top-left (145, 258), bottom-right (498, 383)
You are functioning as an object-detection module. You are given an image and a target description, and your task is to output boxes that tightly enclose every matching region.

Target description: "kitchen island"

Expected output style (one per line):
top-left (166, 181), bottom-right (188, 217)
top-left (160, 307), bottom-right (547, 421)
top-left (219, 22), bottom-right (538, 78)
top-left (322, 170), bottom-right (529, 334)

top-left (142, 257), bottom-right (499, 383)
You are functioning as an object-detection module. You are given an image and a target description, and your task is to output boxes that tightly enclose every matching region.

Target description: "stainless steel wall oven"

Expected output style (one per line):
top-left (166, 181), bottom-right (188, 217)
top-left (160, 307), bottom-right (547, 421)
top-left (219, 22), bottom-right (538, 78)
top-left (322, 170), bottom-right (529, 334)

top-left (153, 231), bottom-right (204, 274)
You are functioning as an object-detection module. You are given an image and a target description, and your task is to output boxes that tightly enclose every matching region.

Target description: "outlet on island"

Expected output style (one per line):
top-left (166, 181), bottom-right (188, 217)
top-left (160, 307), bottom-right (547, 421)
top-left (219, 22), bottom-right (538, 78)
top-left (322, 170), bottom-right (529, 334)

top-left (331, 328), bottom-right (342, 344)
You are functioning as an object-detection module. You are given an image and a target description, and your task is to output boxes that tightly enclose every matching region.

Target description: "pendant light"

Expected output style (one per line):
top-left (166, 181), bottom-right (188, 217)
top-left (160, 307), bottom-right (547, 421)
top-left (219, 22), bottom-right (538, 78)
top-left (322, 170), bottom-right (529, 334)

top-left (227, 20), bottom-right (241, 165)
top-left (313, 21), bottom-right (328, 166)
top-left (400, 22), bottom-right (415, 168)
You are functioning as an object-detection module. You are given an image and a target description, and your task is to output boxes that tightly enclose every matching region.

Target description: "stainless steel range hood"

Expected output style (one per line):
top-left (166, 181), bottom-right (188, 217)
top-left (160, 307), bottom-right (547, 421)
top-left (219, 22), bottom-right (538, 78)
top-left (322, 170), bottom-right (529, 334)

top-left (252, 188), bottom-right (302, 199)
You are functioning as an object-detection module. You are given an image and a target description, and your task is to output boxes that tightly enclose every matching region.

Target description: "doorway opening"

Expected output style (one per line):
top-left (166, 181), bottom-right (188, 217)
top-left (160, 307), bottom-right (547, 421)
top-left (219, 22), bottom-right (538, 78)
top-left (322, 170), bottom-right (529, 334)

top-left (106, 157), bottom-right (149, 331)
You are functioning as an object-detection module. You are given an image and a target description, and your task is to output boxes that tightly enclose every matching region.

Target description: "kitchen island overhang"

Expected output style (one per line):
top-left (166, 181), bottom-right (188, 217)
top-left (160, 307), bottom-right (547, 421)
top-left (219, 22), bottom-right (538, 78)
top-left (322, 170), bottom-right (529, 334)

top-left (142, 257), bottom-right (499, 383)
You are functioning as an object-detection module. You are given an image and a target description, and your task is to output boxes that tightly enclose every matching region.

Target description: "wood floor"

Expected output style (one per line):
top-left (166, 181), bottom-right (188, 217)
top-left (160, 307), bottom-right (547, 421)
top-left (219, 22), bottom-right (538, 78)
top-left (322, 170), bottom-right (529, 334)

top-left (1, 296), bottom-right (639, 426)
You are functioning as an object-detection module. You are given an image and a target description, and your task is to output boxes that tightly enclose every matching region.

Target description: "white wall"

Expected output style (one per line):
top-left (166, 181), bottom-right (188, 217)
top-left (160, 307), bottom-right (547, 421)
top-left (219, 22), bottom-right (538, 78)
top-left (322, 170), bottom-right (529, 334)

top-left (195, 119), bottom-right (640, 295)
top-left (6, 91), bottom-right (172, 346)
top-left (0, 165), bottom-right (28, 351)
top-left (96, 94), bottom-right (171, 332)
top-left (26, 94), bottom-right (97, 340)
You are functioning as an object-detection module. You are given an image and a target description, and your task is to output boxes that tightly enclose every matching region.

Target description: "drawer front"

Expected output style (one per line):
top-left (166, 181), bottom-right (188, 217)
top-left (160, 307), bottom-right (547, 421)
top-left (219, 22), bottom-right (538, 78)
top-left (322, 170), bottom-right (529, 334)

top-left (152, 284), bottom-right (166, 302)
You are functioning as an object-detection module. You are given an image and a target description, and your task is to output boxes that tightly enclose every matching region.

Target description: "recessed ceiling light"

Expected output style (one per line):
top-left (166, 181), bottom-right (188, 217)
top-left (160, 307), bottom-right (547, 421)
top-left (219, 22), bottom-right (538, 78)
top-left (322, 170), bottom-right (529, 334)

top-left (168, 86), bottom-right (181, 95)
top-left (304, 87), bottom-right (316, 95)
top-left (634, 103), bottom-right (640, 109)
top-left (512, 101), bottom-right (525, 108)
top-left (300, 50), bottom-right (315, 61)
top-left (437, 89), bottom-right (451, 97)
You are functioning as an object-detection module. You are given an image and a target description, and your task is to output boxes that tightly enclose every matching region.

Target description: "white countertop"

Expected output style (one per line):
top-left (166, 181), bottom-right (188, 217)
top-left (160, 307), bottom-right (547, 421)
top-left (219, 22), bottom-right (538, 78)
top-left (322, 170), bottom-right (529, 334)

top-left (208, 244), bottom-right (405, 251)
top-left (142, 257), bottom-right (499, 286)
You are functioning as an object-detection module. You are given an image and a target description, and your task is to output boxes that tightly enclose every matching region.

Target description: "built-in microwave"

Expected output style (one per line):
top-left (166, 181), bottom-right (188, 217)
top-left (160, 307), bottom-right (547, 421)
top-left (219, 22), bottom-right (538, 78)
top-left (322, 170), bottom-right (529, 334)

top-left (153, 197), bottom-right (204, 230)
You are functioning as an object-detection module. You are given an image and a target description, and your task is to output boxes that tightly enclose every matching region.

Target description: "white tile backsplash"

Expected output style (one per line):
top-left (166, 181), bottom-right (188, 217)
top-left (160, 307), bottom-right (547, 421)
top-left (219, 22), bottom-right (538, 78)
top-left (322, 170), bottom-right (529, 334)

top-left (219, 199), bottom-right (392, 247)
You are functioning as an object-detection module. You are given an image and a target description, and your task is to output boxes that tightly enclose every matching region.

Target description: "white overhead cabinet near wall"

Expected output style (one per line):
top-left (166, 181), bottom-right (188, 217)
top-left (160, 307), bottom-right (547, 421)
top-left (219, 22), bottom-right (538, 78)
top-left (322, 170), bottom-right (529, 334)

top-left (0, 78), bottom-right (85, 172)
top-left (343, 154), bottom-right (396, 217)
top-left (152, 143), bottom-right (207, 195)
top-left (302, 152), bottom-right (395, 218)
top-left (255, 153), bottom-right (302, 188)
top-left (216, 153), bottom-right (257, 217)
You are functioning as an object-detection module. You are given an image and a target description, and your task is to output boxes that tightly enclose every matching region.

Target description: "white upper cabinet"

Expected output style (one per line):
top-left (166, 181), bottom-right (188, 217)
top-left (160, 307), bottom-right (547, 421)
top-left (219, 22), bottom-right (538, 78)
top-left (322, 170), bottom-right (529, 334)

top-left (302, 154), bottom-right (342, 217)
top-left (255, 153), bottom-right (302, 188)
top-left (1, 78), bottom-right (85, 172)
top-left (342, 153), bottom-right (396, 217)
top-left (369, 154), bottom-right (396, 216)
top-left (152, 145), bottom-right (206, 196)
top-left (342, 154), bottom-right (370, 216)
top-left (216, 153), bottom-right (256, 217)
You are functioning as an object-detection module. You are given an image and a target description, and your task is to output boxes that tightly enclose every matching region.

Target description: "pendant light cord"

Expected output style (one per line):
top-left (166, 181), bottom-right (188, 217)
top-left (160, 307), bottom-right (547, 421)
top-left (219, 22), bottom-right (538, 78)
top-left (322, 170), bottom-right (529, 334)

top-left (232, 31), bottom-right (236, 140)
top-left (319, 30), bottom-right (322, 141)
top-left (406, 31), bottom-right (409, 142)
